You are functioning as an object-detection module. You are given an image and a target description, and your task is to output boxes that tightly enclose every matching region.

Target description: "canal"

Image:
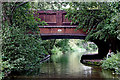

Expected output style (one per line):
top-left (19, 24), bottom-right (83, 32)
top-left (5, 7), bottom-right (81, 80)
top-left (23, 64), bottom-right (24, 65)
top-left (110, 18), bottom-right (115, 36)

top-left (3, 51), bottom-right (119, 80)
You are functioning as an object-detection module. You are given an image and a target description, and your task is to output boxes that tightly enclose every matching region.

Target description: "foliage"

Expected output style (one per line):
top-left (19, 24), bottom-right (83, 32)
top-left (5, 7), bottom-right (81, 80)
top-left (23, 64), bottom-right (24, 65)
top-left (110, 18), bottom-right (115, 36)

top-left (51, 46), bottom-right (62, 55)
top-left (1, 57), bottom-right (13, 79)
top-left (32, 2), bottom-right (66, 10)
top-left (52, 39), bottom-right (98, 56)
top-left (51, 46), bottom-right (63, 62)
top-left (65, 2), bottom-right (120, 41)
top-left (55, 39), bottom-right (73, 54)
top-left (50, 39), bottom-right (73, 63)
top-left (2, 2), bottom-right (48, 78)
top-left (101, 52), bottom-right (120, 74)
top-left (41, 39), bottom-right (56, 55)
top-left (2, 26), bottom-right (46, 70)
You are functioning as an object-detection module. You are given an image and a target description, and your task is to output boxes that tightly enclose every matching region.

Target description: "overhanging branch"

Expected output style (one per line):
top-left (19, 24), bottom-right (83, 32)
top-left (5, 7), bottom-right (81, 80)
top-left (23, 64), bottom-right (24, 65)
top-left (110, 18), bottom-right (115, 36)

top-left (12, 2), bottom-right (28, 13)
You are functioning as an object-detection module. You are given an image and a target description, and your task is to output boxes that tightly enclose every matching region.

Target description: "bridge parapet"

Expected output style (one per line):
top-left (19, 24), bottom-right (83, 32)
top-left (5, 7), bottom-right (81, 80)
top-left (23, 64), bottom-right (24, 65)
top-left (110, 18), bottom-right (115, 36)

top-left (34, 10), bottom-right (76, 26)
top-left (34, 10), bottom-right (87, 39)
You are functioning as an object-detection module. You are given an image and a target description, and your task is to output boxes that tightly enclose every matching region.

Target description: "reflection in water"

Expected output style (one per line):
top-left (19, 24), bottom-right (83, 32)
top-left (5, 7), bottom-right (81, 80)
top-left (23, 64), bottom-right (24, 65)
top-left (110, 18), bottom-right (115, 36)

top-left (38, 52), bottom-right (117, 79)
top-left (39, 52), bottom-right (93, 78)
top-left (5, 51), bottom-right (119, 79)
top-left (67, 52), bottom-right (91, 76)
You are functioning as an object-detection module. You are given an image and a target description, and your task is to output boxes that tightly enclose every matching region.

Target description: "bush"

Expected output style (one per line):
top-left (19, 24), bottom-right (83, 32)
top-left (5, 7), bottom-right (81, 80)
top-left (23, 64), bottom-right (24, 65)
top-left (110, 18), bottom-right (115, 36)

top-left (2, 2), bottom-right (48, 78)
top-left (0, 52), bottom-right (13, 79)
top-left (2, 26), bottom-right (47, 71)
top-left (101, 52), bottom-right (120, 74)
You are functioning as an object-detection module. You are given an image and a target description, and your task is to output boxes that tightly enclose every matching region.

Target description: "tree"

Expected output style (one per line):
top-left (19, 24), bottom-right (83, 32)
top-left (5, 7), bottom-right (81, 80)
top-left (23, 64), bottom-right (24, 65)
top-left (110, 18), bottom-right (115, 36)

top-left (65, 2), bottom-right (120, 52)
top-left (2, 2), bottom-right (48, 77)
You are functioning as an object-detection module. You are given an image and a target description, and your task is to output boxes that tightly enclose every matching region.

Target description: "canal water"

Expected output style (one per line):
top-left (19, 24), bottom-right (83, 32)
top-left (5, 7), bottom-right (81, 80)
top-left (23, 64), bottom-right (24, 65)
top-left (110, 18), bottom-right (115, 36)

top-left (4, 51), bottom-right (119, 80)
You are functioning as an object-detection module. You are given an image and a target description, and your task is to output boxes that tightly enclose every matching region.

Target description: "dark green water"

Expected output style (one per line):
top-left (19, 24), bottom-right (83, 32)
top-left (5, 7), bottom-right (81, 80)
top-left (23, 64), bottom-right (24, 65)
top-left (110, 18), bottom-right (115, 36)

top-left (4, 52), bottom-right (119, 80)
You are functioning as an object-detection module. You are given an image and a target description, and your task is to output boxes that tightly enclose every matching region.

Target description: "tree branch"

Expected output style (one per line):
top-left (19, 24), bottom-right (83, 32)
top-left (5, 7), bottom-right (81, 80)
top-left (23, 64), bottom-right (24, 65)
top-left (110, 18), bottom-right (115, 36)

top-left (2, 3), bottom-right (12, 26)
top-left (12, 2), bottom-right (28, 14)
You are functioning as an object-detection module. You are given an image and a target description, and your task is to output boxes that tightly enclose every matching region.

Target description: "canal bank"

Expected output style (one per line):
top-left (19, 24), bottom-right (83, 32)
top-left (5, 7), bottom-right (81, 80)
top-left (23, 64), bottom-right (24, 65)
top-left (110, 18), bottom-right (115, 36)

top-left (82, 59), bottom-right (103, 66)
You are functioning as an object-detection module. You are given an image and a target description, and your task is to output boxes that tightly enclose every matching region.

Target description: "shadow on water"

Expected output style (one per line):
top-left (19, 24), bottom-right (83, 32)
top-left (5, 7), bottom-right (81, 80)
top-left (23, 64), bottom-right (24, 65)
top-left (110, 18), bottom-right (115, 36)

top-left (3, 52), bottom-right (119, 80)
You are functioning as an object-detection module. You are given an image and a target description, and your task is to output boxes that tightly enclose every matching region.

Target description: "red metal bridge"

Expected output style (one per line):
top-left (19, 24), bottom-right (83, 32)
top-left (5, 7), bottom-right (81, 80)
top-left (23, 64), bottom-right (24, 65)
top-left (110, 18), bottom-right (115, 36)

top-left (34, 10), bottom-right (87, 40)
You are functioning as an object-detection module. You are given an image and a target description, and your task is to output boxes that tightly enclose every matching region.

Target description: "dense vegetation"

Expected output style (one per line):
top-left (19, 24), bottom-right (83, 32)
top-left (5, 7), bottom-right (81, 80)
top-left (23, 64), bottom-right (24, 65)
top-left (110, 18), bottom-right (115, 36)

top-left (1, 2), bottom-right (51, 79)
top-left (101, 52), bottom-right (120, 74)
top-left (65, 2), bottom-right (120, 52)
top-left (1, 1), bottom-right (120, 79)
top-left (65, 2), bottom-right (120, 40)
